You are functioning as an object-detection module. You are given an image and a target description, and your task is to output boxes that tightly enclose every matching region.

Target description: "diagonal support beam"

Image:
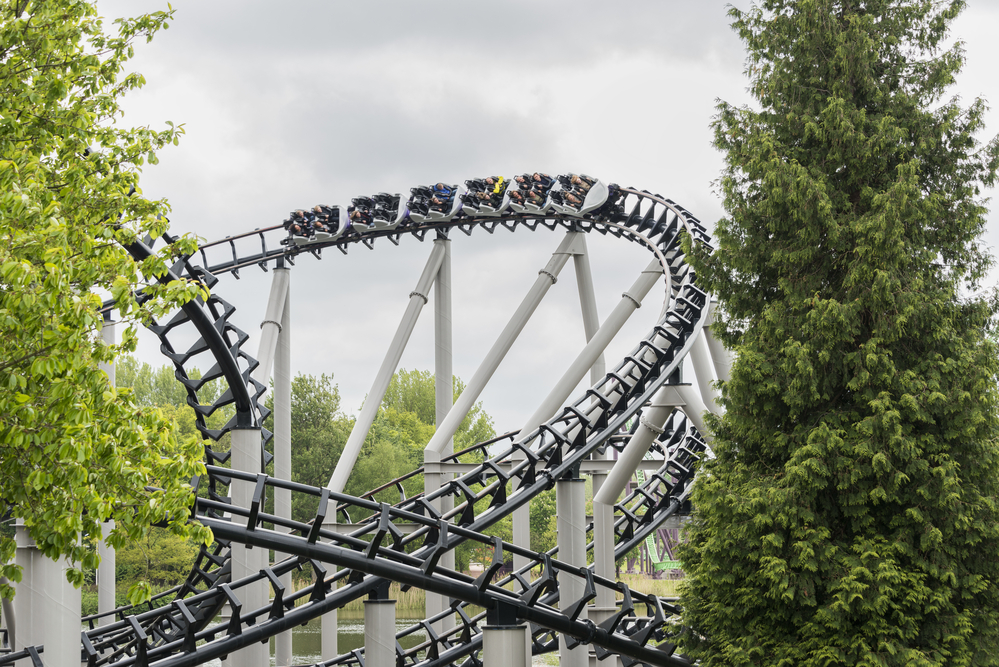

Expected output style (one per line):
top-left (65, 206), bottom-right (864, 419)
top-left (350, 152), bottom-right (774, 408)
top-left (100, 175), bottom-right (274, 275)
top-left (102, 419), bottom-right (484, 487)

top-left (327, 241), bottom-right (448, 493)
top-left (424, 231), bottom-right (582, 456)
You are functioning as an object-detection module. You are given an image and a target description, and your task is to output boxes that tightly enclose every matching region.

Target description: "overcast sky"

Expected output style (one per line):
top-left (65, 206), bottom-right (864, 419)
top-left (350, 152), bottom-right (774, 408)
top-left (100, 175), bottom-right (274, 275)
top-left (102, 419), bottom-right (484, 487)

top-left (97, 1), bottom-right (999, 433)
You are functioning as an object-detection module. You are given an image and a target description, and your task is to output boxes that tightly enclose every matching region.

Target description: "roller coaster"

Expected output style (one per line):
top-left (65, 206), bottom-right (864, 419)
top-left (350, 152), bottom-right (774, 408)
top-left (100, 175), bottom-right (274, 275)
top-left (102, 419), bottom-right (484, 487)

top-left (3, 173), bottom-right (726, 667)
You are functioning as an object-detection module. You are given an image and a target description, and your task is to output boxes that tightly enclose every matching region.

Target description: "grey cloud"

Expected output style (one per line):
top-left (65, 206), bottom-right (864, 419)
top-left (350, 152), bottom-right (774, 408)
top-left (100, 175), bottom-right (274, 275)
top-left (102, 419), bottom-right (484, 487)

top-left (102, 1), bottom-right (746, 68)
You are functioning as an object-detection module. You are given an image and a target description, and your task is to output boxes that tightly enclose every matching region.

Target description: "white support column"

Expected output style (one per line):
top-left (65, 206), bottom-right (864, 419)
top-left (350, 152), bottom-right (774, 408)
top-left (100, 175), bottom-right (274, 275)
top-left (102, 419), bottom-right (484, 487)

top-left (428, 236), bottom-right (455, 634)
top-left (364, 596), bottom-right (397, 667)
top-left (12, 520), bottom-right (80, 663)
top-left (98, 318), bottom-right (117, 626)
top-left (328, 242), bottom-right (447, 493)
top-left (435, 236), bottom-right (454, 455)
top-left (249, 266), bottom-right (291, 666)
top-left (0, 577), bottom-right (13, 651)
top-left (424, 231), bottom-right (582, 457)
top-left (557, 475), bottom-right (587, 667)
top-left (426, 232), bottom-right (579, 576)
top-left (510, 499), bottom-right (532, 574)
top-left (273, 271), bottom-right (293, 667)
top-left (324, 245), bottom-right (445, 656)
top-left (482, 624), bottom-right (530, 667)
top-left (253, 269), bottom-right (291, 387)
top-left (321, 577), bottom-right (338, 661)
top-left (229, 427), bottom-right (268, 667)
top-left (97, 520), bottom-right (116, 627)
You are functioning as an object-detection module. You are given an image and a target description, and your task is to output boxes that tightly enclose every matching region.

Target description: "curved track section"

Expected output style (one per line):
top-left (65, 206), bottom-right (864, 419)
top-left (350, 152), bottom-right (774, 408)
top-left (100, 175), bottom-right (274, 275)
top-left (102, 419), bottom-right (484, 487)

top-left (7, 178), bottom-right (714, 667)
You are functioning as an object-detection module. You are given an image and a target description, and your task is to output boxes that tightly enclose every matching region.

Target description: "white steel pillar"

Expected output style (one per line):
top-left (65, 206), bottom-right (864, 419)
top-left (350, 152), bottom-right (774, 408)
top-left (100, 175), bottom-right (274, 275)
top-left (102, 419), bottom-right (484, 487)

top-left (0, 577), bottom-right (13, 651)
top-left (426, 232), bottom-right (580, 575)
top-left (250, 266), bottom-right (291, 665)
top-left (675, 383), bottom-right (712, 439)
top-left (321, 577), bottom-right (338, 660)
top-left (364, 595), bottom-right (397, 667)
top-left (98, 318), bottom-right (117, 626)
top-left (230, 427), bottom-right (268, 667)
top-left (97, 520), bottom-right (116, 627)
top-left (428, 236), bottom-right (456, 634)
top-left (324, 244), bottom-right (445, 656)
top-left (482, 624), bottom-right (530, 667)
top-left (556, 475), bottom-right (587, 667)
top-left (273, 268), bottom-right (293, 666)
top-left (515, 259), bottom-right (663, 439)
top-left (12, 520), bottom-right (80, 663)
top-left (253, 268), bottom-right (291, 386)
top-left (434, 236), bottom-right (454, 455)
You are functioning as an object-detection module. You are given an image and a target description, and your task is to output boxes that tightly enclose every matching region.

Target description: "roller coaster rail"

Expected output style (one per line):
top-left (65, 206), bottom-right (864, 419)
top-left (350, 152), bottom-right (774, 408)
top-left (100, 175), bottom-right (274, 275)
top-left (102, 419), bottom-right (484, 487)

top-left (10, 177), bottom-right (718, 667)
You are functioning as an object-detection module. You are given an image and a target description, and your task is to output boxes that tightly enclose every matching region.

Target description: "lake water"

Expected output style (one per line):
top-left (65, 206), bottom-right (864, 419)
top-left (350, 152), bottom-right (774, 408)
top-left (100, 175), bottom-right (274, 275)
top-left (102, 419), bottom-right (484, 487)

top-left (197, 612), bottom-right (556, 665)
top-left (269, 611), bottom-right (425, 664)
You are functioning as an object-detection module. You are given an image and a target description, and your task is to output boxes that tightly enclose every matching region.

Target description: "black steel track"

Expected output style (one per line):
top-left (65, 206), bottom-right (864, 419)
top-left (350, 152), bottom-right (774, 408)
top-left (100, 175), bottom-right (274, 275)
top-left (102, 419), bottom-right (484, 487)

top-left (8, 181), bottom-right (713, 667)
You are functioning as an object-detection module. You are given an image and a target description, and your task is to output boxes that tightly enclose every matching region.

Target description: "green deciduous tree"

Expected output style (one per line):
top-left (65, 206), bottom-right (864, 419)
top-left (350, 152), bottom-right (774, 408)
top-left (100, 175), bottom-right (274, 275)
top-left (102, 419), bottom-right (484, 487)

top-left (264, 373), bottom-right (352, 523)
top-left (114, 526), bottom-right (200, 591)
top-left (679, 2), bottom-right (999, 665)
top-left (0, 1), bottom-right (210, 598)
top-left (382, 368), bottom-right (496, 455)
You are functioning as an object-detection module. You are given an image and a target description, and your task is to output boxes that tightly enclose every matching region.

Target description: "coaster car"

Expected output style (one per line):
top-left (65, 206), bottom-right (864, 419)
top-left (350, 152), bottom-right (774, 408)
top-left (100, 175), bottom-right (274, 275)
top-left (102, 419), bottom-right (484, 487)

top-left (549, 174), bottom-right (609, 217)
top-left (509, 172), bottom-right (557, 215)
top-left (407, 183), bottom-right (465, 223)
top-left (461, 176), bottom-right (511, 217)
top-left (342, 196), bottom-right (372, 234)
top-left (284, 205), bottom-right (347, 246)
top-left (370, 192), bottom-right (402, 230)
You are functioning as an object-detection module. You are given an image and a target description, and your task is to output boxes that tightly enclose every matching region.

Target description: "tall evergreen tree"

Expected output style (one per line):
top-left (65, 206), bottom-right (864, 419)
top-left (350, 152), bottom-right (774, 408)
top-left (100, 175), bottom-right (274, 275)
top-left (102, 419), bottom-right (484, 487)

top-left (679, 1), bottom-right (999, 665)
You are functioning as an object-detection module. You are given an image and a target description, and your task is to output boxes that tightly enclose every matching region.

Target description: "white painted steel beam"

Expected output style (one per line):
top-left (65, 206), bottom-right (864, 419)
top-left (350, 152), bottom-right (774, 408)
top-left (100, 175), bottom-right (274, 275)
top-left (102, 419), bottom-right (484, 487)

top-left (424, 231), bottom-right (581, 456)
top-left (689, 329), bottom-right (722, 414)
top-left (98, 320), bottom-right (117, 627)
top-left (12, 520), bottom-right (80, 664)
top-left (229, 427), bottom-right (268, 667)
top-left (434, 237), bottom-right (454, 454)
top-left (327, 242), bottom-right (447, 493)
top-left (364, 598), bottom-right (397, 667)
top-left (676, 382), bottom-right (712, 440)
top-left (97, 521), bottom-right (115, 628)
top-left (274, 273), bottom-right (293, 666)
top-left (321, 578), bottom-right (338, 660)
top-left (483, 624), bottom-right (530, 667)
top-left (557, 477), bottom-right (588, 667)
top-left (427, 237), bottom-right (456, 635)
top-left (251, 268), bottom-right (291, 387)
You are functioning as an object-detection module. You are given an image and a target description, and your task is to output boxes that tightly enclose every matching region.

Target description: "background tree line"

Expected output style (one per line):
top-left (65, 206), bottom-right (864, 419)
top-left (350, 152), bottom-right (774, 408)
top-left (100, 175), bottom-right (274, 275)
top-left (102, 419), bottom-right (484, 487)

top-left (104, 358), bottom-right (560, 599)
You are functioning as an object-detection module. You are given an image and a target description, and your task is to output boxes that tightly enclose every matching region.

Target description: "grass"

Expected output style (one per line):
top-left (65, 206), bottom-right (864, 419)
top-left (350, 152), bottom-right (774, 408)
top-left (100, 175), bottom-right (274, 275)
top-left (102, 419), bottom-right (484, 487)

top-left (617, 573), bottom-right (683, 599)
top-left (292, 580), bottom-right (426, 613)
